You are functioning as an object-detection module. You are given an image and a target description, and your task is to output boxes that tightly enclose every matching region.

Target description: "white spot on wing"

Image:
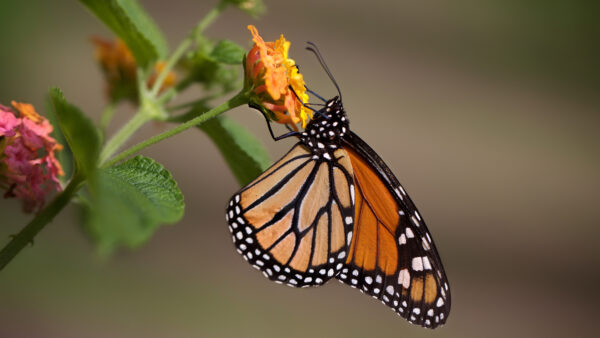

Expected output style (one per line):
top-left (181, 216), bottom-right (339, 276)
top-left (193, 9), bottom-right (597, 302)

top-left (398, 269), bottom-right (410, 288)
top-left (422, 238), bottom-right (431, 250)
top-left (423, 256), bottom-right (432, 270)
top-left (394, 187), bottom-right (404, 200)
top-left (412, 257), bottom-right (424, 271)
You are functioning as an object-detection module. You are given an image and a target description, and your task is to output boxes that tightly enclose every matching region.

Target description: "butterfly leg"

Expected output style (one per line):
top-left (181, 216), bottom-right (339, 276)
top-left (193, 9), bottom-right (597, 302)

top-left (261, 112), bottom-right (300, 141)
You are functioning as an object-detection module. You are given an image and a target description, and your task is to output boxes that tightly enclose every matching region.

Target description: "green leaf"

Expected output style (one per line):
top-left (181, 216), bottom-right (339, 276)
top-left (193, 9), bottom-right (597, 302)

top-left (45, 97), bottom-right (73, 182)
top-left (224, 0), bottom-right (266, 18)
top-left (49, 88), bottom-right (100, 178)
top-left (183, 49), bottom-right (240, 91)
top-left (211, 40), bottom-right (245, 65)
top-left (200, 115), bottom-right (270, 186)
top-left (85, 156), bottom-right (184, 254)
top-left (79, 0), bottom-right (168, 68)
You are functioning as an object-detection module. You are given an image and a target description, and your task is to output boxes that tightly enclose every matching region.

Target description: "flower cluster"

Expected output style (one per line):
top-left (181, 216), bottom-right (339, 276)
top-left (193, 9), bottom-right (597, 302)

top-left (91, 37), bottom-right (176, 102)
top-left (245, 25), bottom-right (311, 129)
top-left (0, 102), bottom-right (64, 213)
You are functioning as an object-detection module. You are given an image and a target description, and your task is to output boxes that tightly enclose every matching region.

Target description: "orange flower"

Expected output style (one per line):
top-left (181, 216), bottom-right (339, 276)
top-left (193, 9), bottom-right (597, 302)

top-left (91, 37), bottom-right (176, 102)
top-left (245, 25), bottom-right (311, 129)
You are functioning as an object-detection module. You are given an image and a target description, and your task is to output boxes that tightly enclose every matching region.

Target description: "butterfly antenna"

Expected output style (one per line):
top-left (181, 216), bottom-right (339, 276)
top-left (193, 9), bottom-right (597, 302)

top-left (294, 65), bottom-right (327, 103)
top-left (306, 41), bottom-right (342, 101)
top-left (288, 85), bottom-right (328, 119)
top-left (305, 86), bottom-right (327, 103)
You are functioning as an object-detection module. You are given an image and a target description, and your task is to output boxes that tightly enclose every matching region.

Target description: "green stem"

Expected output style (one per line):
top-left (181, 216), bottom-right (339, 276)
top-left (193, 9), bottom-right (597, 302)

top-left (157, 87), bottom-right (177, 105)
top-left (194, 1), bottom-right (227, 40)
top-left (0, 175), bottom-right (85, 271)
top-left (149, 1), bottom-right (227, 98)
top-left (99, 102), bottom-right (116, 131)
top-left (167, 95), bottom-right (217, 112)
top-left (99, 111), bottom-right (152, 165)
top-left (149, 38), bottom-right (192, 97)
top-left (103, 90), bottom-right (249, 168)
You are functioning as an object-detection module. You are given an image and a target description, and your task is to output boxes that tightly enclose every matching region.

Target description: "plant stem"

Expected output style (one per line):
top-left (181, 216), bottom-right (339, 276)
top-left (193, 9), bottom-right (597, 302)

top-left (167, 95), bottom-right (216, 112)
top-left (99, 111), bottom-right (152, 165)
top-left (149, 38), bottom-right (192, 97)
top-left (103, 90), bottom-right (249, 168)
top-left (150, 0), bottom-right (228, 98)
top-left (0, 175), bottom-right (84, 271)
top-left (194, 1), bottom-right (227, 40)
top-left (99, 102), bottom-right (116, 131)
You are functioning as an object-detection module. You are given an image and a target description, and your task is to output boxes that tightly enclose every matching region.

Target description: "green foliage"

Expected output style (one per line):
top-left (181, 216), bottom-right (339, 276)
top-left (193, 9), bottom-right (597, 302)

top-left (45, 98), bottom-right (74, 182)
top-left (224, 0), bottom-right (266, 17)
top-left (84, 156), bottom-right (184, 254)
top-left (0, 0), bottom-right (272, 269)
top-left (184, 46), bottom-right (239, 92)
top-left (169, 102), bottom-right (271, 186)
top-left (211, 40), bottom-right (246, 65)
top-left (49, 88), bottom-right (100, 179)
top-left (201, 115), bottom-right (270, 186)
top-left (79, 0), bottom-right (168, 68)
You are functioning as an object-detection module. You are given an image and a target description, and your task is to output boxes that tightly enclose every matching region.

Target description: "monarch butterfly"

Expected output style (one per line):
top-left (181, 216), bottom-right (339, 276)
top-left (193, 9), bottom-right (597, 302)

top-left (225, 44), bottom-right (450, 328)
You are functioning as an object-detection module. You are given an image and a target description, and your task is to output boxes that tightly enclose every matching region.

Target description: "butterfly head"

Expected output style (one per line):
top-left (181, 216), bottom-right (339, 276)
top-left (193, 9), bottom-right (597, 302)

top-left (300, 96), bottom-right (348, 156)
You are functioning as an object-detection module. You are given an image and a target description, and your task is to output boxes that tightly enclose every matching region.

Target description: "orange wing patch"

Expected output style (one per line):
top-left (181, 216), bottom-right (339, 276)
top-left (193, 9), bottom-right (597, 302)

top-left (345, 147), bottom-right (399, 275)
top-left (337, 143), bottom-right (450, 328)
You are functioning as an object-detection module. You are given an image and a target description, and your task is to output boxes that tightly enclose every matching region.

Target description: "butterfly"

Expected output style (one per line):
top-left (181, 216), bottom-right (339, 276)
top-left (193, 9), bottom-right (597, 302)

top-left (225, 43), bottom-right (450, 329)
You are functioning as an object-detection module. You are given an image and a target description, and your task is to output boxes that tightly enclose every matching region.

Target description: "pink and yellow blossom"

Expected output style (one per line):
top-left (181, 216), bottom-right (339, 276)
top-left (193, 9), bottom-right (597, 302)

top-left (0, 102), bottom-right (64, 213)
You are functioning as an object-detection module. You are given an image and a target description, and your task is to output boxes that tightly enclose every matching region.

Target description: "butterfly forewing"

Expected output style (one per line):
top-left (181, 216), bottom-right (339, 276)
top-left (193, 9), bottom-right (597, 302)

top-left (226, 143), bottom-right (355, 287)
top-left (336, 132), bottom-right (451, 328)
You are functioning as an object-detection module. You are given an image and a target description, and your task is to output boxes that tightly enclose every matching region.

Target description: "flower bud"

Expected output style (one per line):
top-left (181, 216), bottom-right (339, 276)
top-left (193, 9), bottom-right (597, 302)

top-left (91, 36), bottom-right (176, 102)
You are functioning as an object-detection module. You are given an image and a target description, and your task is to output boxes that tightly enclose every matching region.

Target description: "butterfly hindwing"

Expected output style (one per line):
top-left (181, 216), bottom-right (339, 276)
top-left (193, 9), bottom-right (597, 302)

top-left (336, 132), bottom-right (451, 328)
top-left (226, 143), bottom-right (355, 287)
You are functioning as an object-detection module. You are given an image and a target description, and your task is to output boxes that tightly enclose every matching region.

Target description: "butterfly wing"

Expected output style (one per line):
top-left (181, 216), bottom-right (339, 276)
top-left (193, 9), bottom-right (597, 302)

top-left (226, 143), bottom-right (355, 287)
top-left (338, 131), bottom-right (451, 328)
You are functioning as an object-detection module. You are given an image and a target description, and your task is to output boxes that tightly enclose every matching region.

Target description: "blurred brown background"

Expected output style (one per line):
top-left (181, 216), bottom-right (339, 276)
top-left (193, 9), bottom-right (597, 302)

top-left (1, 0), bottom-right (599, 337)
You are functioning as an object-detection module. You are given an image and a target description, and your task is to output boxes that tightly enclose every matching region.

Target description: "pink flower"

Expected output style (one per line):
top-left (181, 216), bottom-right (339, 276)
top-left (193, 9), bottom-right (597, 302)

top-left (0, 102), bottom-right (64, 213)
top-left (0, 104), bottom-right (19, 136)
